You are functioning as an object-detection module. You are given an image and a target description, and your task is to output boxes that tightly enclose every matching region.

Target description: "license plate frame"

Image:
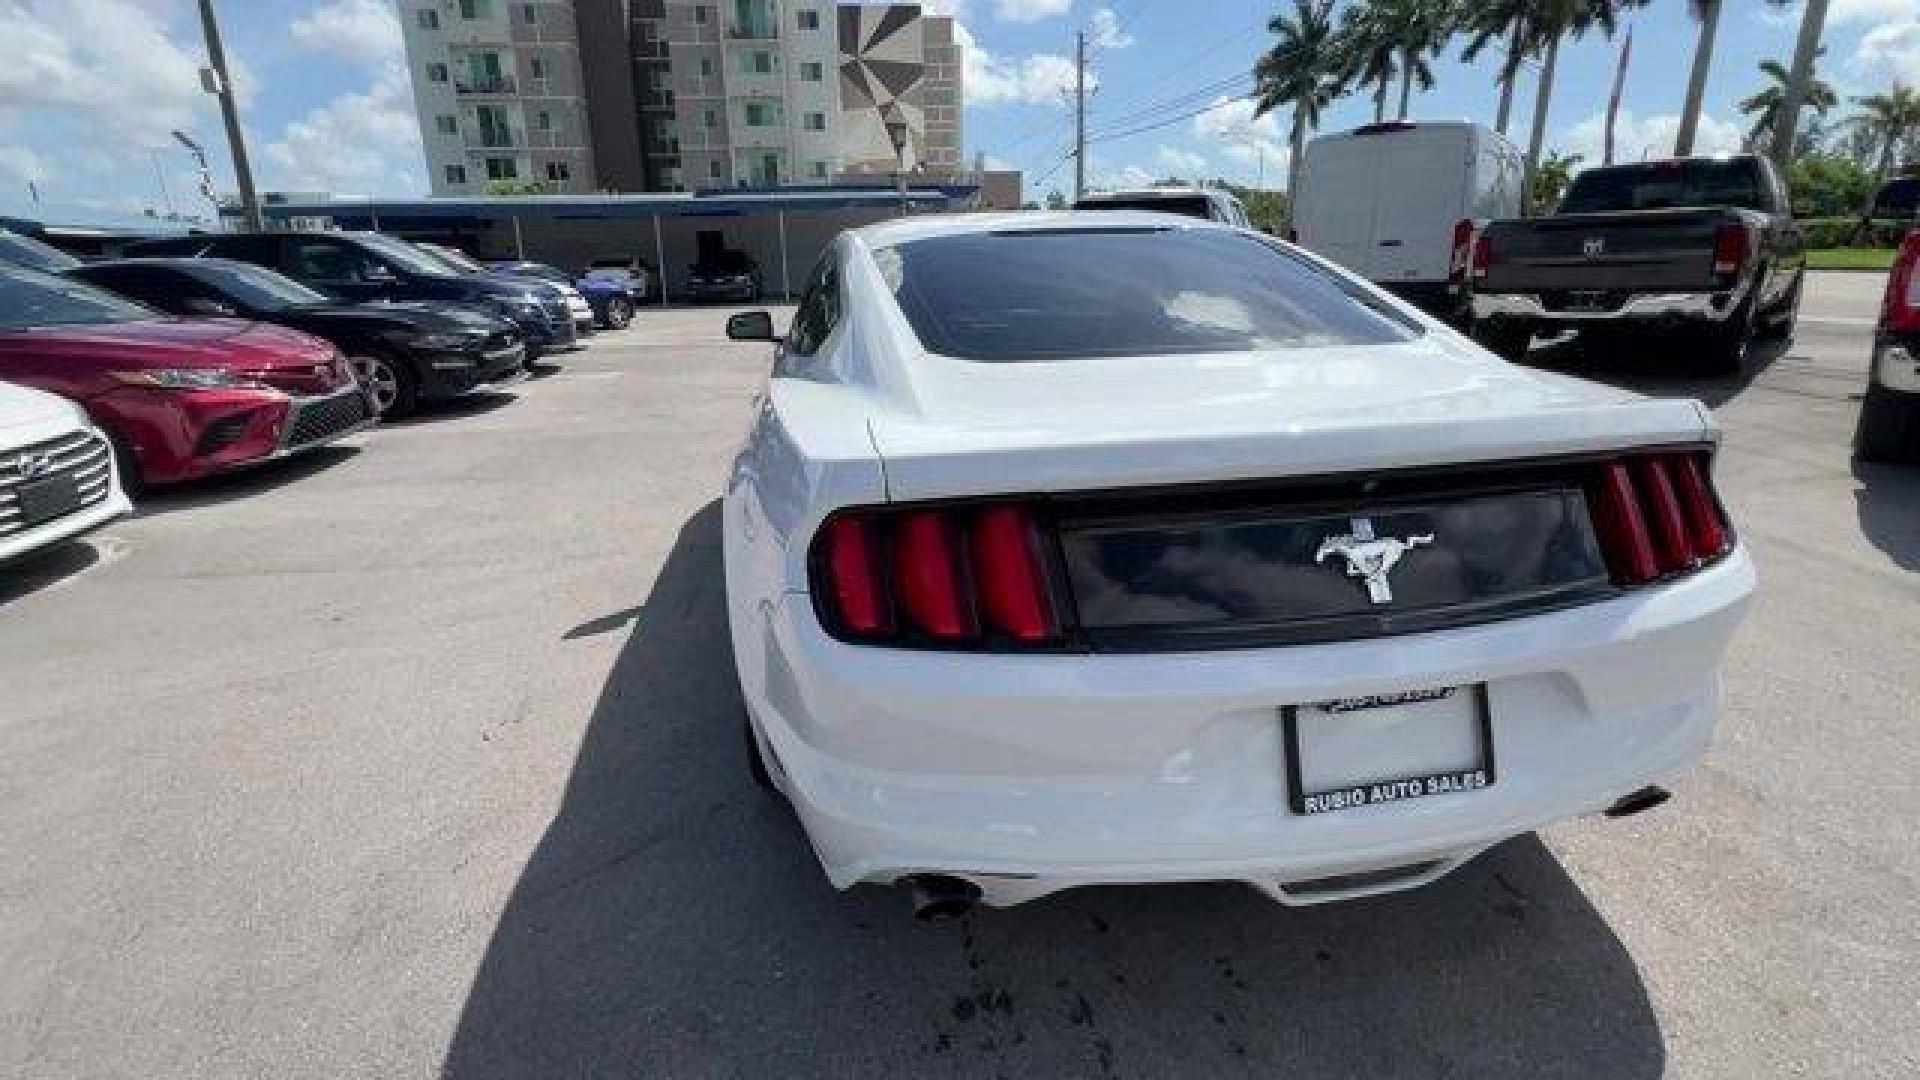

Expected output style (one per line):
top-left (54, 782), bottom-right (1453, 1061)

top-left (1282, 684), bottom-right (1497, 816)
top-left (1564, 290), bottom-right (1610, 312)
top-left (13, 474), bottom-right (84, 528)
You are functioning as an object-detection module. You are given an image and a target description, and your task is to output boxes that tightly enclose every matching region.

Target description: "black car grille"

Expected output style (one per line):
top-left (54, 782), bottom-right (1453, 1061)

top-left (0, 430), bottom-right (112, 538)
top-left (286, 391), bottom-right (371, 448)
top-left (541, 298), bottom-right (569, 323)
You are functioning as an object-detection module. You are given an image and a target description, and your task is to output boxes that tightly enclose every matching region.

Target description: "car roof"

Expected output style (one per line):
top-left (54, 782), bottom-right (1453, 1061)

top-left (852, 210), bottom-right (1225, 247)
top-left (1078, 187), bottom-right (1219, 199)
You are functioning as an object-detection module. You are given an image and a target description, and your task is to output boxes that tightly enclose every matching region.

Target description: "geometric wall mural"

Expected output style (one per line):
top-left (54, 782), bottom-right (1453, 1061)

top-left (838, 4), bottom-right (926, 171)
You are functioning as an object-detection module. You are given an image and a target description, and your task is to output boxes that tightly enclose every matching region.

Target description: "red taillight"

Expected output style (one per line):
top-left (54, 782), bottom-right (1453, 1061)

top-left (1472, 233), bottom-right (1493, 280)
top-left (969, 505), bottom-right (1058, 642)
top-left (1882, 229), bottom-right (1920, 333)
top-left (1588, 450), bottom-right (1731, 587)
top-left (892, 510), bottom-right (976, 641)
top-left (816, 501), bottom-right (1061, 648)
top-left (818, 515), bottom-right (893, 638)
top-left (1448, 218), bottom-right (1475, 285)
top-left (1712, 222), bottom-right (1748, 278)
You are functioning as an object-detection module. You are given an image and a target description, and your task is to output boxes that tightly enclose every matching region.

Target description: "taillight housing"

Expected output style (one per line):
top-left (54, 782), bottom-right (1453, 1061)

top-left (1448, 218), bottom-right (1475, 286)
top-left (1711, 222), bottom-right (1749, 280)
top-left (1881, 228), bottom-right (1920, 333)
top-left (1471, 233), bottom-right (1493, 280)
top-left (1585, 448), bottom-right (1733, 588)
top-left (810, 501), bottom-right (1063, 649)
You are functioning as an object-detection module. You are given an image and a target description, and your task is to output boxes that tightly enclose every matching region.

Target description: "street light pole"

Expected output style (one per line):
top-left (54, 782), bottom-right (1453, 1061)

top-left (196, 0), bottom-right (262, 231)
top-left (172, 130), bottom-right (221, 219)
top-left (884, 108), bottom-right (910, 216)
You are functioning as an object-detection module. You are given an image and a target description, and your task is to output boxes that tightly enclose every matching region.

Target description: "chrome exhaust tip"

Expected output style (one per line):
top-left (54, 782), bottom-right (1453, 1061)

top-left (903, 875), bottom-right (981, 922)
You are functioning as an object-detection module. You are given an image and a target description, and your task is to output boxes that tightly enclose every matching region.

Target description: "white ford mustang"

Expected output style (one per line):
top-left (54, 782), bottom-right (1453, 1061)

top-left (721, 212), bottom-right (1755, 917)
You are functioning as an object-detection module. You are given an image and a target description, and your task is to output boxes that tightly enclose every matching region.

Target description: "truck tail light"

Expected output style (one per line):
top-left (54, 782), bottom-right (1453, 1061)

top-left (813, 502), bottom-right (1062, 648)
top-left (1586, 449), bottom-right (1733, 587)
top-left (1471, 233), bottom-right (1494, 280)
top-left (1448, 218), bottom-right (1475, 286)
top-left (1712, 221), bottom-right (1748, 279)
top-left (1882, 229), bottom-right (1920, 333)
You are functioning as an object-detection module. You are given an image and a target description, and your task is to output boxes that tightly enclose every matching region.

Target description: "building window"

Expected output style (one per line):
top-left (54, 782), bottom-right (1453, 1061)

top-left (810, 160), bottom-right (827, 179)
top-left (446, 164), bottom-right (468, 185)
top-left (693, 5), bottom-right (707, 24)
top-left (417, 9), bottom-right (439, 29)
top-left (426, 62), bottom-right (448, 82)
top-left (742, 50), bottom-right (773, 74)
top-left (458, 0), bottom-right (490, 19)
top-left (486, 157), bottom-right (518, 180)
top-left (545, 160), bottom-right (571, 182)
top-left (800, 61), bottom-right (823, 82)
top-left (536, 110), bottom-right (552, 130)
top-left (743, 100), bottom-right (781, 126)
top-left (703, 108), bottom-right (718, 128)
top-left (797, 9), bottom-right (818, 29)
top-left (523, 3), bottom-right (537, 22)
top-left (435, 114), bottom-right (458, 135)
top-left (699, 56), bottom-right (714, 77)
top-left (709, 159), bottom-right (723, 180)
top-left (804, 112), bottom-right (825, 131)
top-left (529, 55), bottom-right (547, 79)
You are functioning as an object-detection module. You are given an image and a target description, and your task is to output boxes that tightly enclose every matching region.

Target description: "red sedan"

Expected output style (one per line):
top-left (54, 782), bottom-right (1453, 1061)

top-left (0, 263), bottom-right (374, 490)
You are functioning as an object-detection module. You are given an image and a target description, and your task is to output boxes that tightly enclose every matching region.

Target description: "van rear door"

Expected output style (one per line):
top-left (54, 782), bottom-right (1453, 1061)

top-left (1296, 135), bottom-right (1384, 275)
top-left (1368, 127), bottom-right (1472, 284)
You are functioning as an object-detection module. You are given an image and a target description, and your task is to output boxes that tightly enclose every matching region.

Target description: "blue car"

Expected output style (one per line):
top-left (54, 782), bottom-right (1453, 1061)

top-left (488, 261), bottom-right (640, 330)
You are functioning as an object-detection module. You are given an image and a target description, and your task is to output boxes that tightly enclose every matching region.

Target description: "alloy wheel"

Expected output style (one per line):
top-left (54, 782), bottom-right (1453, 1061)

top-left (349, 354), bottom-right (400, 416)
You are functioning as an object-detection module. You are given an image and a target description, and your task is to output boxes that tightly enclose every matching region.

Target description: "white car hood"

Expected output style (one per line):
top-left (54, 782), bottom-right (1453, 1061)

top-left (0, 380), bottom-right (83, 440)
top-left (865, 335), bottom-right (1713, 501)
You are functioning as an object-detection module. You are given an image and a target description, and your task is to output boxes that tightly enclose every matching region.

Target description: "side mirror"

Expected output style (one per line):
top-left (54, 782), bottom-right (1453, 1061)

top-left (180, 296), bottom-right (238, 317)
top-left (726, 310), bottom-right (778, 341)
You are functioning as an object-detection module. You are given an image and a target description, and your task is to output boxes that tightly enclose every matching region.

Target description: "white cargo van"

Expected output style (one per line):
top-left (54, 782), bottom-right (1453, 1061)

top-left (1291, 121), bottom-right (1525, 320)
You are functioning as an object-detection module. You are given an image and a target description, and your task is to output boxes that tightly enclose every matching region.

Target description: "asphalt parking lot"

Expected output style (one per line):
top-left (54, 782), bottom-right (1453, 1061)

top-left (3, 272), bottom-right (1916, 1078)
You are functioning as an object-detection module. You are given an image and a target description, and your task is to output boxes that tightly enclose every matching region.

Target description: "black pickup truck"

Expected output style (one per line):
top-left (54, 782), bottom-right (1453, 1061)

top-left (1470, 155), bottom-right (1805, 374)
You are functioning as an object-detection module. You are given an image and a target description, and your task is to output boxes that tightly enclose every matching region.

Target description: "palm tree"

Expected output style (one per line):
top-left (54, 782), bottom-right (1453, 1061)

top-left (1338, 4), bottom-right (1400, 124)
top-left (1676, 0), bottom-right (1793, 156)
top-left (1460, 0), bottom-right (1534, 135)
top-left (1851, 84), bottom-right (1920, 232)
top-left (1522, 2), bottom-right (1645, 213)
top-left (1254, 0), bottom-right (1347, 211)
top-left (1771, 0), bottom-right (1831, 169)
top-left (1739, 56), bottom-right (1835, 151)
top-left (1352, 0), bottom-right (1459, 120)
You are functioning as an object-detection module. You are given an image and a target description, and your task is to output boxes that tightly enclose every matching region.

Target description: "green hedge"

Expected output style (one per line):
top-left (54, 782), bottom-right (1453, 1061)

top-left (1798, 216), bottom-right (1914, 250)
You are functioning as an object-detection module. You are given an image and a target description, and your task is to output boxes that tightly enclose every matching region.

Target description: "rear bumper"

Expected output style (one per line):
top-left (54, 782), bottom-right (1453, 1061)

top-left (685, 281), bottom-right (758, 302)
top-left (742, 546), bottom-right (1756, 907)
top-left (1473, 279), bottom-right (1752, 325)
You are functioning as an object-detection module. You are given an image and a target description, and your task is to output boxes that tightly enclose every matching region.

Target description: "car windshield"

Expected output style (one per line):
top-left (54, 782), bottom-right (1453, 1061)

top-left (502, 263), bottom-right (571, 285)
top-left (194, 261), bottom-right (330, 312)
top-left (355, 234), bottom-right (461, 278)
top-left (876, 227), bottom-right (1416, 362)
top-left (1558, 159), bottom-right (1768, 213)
top-left (423, 244), bottom-right (488, 274)
top-left (0, 229), bottom-right (81, 273)
top-left (1076, 195), bottom-right (1216, 220)
top-left (0, 264), bottom-right (154, 329)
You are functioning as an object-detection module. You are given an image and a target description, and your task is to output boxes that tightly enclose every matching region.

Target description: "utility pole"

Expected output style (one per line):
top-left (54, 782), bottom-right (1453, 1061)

top-left (1770, 0), bottom-right (1830, 171)
top-left (1073, 29), bottom-right (1087, 201)
top-left (197, 0), bottom-right (262, 231)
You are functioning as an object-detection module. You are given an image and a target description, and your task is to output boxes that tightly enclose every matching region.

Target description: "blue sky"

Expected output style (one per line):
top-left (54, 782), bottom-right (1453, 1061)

top-left (1, 0), bottom-right (1915, 221)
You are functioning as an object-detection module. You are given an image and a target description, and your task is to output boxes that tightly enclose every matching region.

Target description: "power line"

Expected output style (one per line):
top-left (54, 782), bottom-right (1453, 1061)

top-left (1088, 92), bottom-right (1258, 145)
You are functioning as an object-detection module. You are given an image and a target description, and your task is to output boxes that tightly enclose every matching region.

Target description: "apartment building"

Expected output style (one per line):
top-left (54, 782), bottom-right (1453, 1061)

top-left (401, 0), bottom-right (963, 195)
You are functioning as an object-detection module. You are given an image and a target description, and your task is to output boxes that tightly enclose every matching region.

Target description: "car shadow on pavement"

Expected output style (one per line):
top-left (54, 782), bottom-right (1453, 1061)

top-left (0, 538), bottom-right (101, 607)
top-left (130, 445), bottom-right (360, 518)
top-left (1853, 459), bottom-right (1920, 571)
top-left (383, 391), bottom-right (521, 428)
top-left (1523, 330), bottom-right (1790, 410)
top-left (442, 502), bottom-right (1665, 1080)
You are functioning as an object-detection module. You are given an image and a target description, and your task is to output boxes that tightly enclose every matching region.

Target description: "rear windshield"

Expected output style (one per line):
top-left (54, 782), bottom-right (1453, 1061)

top-left (877, 227), bottom-right (1416, 362)
top-left (1558, 159), bottom-right (1769, 213)
top-left (1076, 195), bottom-right (1215, 220)
top-left (0, 264), bottom-right (152, 329)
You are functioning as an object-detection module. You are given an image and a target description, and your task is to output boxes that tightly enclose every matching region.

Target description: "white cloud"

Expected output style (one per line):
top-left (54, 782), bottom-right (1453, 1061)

top-left (1156, 144), bottom-right (1209, 176)
top-left (289, 0), bottom-right (403, 65)
top-left (1191, 96), bottom-right (1289, 174)
top-left (1829, 0), bottom-right (1920, 23)
top-left (956, 21), bottom-right (1083, 105)
top-left (1853, 19), bottom-right (1920, 79)
top-left (262, 67), bottom-right (423, 196)
top-left (1089, 7), bottom-right (1134, 49)
top-left (1559, 109), bottom-right (1745, 165)
top-left (993, 0), bottom-right (1072, 22)
top-left (0, 146), bottom-right (50, 187)
top-left (0, 0), bottom-right (214, 142)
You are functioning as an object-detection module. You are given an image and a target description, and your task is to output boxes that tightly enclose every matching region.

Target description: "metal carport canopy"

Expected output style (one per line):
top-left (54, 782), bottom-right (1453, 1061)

top-left (257, 187), bottom-right (973, 222)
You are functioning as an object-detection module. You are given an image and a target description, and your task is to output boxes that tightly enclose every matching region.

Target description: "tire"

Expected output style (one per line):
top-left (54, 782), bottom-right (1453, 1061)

top-left (744, 713), bottom-right (777, 791)
top-left (348, 350), bottom-right (417, 419)
top-left (1854, 380), bottom-right (1920, 464)
top-left (1473, 322), bottom-right (1534, 361)
top-left (1693, 299), bottom-right (1755, 378)
top-left (1759, 274), bottom-right (1802, 341)
top-left (603, 296), bottom-right (634, 330)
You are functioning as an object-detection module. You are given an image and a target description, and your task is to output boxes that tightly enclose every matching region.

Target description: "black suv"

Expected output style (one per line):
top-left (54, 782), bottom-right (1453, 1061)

top-left (684, 250), bottom-right (763, 303)
top-left (126, 232), bottom-right (574, 358)
top-left (70, 258), bottom-right (527, 418)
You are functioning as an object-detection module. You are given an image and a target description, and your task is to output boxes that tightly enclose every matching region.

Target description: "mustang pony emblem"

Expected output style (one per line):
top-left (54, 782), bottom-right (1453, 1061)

top-left (1314, 518), bottom-right (1434, 605)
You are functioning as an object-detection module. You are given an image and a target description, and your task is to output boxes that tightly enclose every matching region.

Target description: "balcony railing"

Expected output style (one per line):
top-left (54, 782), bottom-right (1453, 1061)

top-left (454, 76), bottom-right (517, 95)
top-left (727, 21), bottom-right (779, 40)
top-left (465, 128), bottom-right (520, 148)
